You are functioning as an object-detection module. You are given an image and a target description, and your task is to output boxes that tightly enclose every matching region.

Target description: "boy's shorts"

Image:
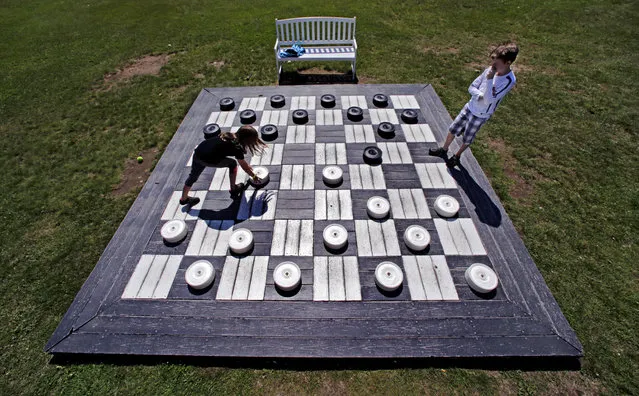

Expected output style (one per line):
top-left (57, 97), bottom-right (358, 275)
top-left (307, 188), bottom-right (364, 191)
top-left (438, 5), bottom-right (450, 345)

top-left (449, 104), bottom-right (489, 145)
top-left (185, 157), bottom-right (237, 187)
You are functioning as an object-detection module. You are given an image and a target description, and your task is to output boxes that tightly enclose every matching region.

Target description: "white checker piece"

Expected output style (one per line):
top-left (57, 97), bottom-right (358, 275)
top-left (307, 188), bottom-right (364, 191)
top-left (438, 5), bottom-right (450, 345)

top-left (402, 255), bottom-right (459, 300)
top-left (313, 256), bottom-right (362, 301)
top-left (389, 95), bottom-right (420, 109)
top-left (216, 256), bottom-right (269, 300)
top-left (122, 255), bottom-right (182, 299)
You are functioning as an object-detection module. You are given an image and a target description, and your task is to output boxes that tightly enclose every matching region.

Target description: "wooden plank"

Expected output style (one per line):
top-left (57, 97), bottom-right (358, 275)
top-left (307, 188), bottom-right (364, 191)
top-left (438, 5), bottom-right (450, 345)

top-left (280, 165), bottom-right (292, 189)
top-left (417, 256), bottom-right (443, 300)
top-left (381, 219), bottom-right (401, 256)
top-left (303, 164), bottom-right (314, 189)
top-left (314, 190), bottom-right (327, 220)
top-left (325, 143), bottom-right (336, 164)
top-left (336, 143), bottom-right (346, 164)
top-left (399, 188), bottom-right (418, 218)
top-left (231, 257), bottom-right (255, 300)
top-left (270, 220), bottom-right (287, 256)
top-left (436, 163), bottom-right (457, 189)
top-left (343, 256), bottom-right (361, 301)
top-left (371, 166), bottom-right (386, 189)
top-left (216, 257), bottom-right (239, 300)
top-left (432, 255), bottom-right (459, 300)
top-left (387, 142), bottom-right (402, 163)
top-left (397, 143), bottom-right (412, 163)
top-left (291, 165), bottom-right (304, 189)
top-left (313, 257), bottom-right (329, 301)
top-left (315, 144), bottom-right (326, 165)
top-left (213, 220), bottom-right (234, 256)
top-left (271, 144), bottom-right (284, 164)
top-left (359, 165), bottom-right (373, 188)
top-left (152, 255), bottom-right (182, 299)
top-left (459, 218), bottom-right (487, 255)
top-left (338, 190), bottom-right (353, 220)
top-left (434, 218), bottom-right (458, 255)
top-left (247, 256), bottom-right (268, 300)
top-left (185, 220), bottom-right (207, 256)
top-left (387, 189), bottom-right (404, 218)
top-left (299, 220), bottom-right (314, 256)
top-left (411, 188), bottom-right (431, 219)
top-left (284, 220), bottom-right (301, 256)
top-left (349, 165), bottom-right (362, 189)
top-left (355, 220), bottom-right (372, 256)
top-left (402, 256), bottom-right (426, 300)
top-left (344, 125), bottom-right (355, 143)
top-left (199, 220), bottom-right (220, 256)
top-left (121, 255), bottom-right (154, 298)
top-left (415, 163), bottom-right (433, 188)
top-left (326, 189), bottom-right (340, 220)
top-left (367, 220), bottom-right (386, 256)
top-left (161, 192), bottom-right (181, 220)
top-left (447, 218), bottom-right (473, 255)
top-left (328, 257), bottom-right (346, 301)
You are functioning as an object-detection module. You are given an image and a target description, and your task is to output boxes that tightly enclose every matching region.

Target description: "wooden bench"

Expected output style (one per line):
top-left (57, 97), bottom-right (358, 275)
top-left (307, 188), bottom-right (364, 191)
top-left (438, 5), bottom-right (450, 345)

top-left (274, 17), bottom-right (358, 81)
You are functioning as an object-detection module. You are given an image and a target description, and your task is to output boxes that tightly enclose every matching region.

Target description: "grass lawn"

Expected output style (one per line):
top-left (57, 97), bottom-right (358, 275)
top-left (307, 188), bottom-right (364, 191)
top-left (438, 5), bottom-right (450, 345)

top-left (1, 0), bottom-right (637, 394)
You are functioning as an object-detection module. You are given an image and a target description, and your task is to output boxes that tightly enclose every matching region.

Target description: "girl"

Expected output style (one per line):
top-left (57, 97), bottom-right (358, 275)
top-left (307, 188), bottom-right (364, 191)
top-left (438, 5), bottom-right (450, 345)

top-left (180, 125), bottom-right (267, 206)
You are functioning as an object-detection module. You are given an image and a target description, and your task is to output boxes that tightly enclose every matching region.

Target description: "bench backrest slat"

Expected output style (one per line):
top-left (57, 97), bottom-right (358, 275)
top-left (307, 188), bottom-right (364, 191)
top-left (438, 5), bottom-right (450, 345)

top-left (276, 17), bottom-right (356, 45)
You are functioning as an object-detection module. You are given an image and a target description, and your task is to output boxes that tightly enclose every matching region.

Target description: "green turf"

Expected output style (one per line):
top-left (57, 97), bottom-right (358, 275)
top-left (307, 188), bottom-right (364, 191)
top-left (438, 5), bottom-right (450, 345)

top-left (1, 0), bottom-right (637, 394)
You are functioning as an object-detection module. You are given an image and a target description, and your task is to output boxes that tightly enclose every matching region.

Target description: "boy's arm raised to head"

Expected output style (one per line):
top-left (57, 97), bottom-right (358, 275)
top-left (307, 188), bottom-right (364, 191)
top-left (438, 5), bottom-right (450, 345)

top-left (482, 76), bottom-right (515, 105)
top-left (468, 68), bottom-right (489, 98)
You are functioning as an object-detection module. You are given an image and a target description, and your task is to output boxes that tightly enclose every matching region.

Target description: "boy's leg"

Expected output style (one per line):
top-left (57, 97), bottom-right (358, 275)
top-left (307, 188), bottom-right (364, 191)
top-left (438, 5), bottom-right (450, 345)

top-left (430, 105), bottom-right (469, 156)
top-left (447, 114), bottom-right (488, 167)
top-left (180, 160), bottom-right (206, 204)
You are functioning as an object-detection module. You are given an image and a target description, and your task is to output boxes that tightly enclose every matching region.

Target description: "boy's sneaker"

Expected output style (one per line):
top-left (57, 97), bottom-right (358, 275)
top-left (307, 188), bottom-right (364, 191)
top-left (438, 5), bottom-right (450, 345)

top-left (429, 147), bottom-right (447, 156)
top-left (179, 196), bottom-right (200, 206)
top-left (446, 155), bottom-right (461, 168)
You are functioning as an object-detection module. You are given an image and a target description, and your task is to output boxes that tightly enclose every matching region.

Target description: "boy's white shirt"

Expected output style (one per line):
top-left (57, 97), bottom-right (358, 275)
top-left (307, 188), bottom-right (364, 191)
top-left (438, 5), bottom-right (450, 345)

top-left (467, 67), bottom-right (516, 118)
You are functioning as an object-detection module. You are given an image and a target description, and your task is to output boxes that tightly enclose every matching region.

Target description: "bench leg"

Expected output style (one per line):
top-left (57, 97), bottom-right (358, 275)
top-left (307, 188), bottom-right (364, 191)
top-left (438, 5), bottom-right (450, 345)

top-left (352, 60), bottom-right (357, 81)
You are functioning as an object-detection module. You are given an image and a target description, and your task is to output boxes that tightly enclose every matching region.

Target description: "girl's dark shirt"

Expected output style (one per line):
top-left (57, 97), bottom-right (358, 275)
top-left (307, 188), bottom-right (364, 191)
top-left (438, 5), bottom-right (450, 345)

top-left (194, 136), bottom-right (245, 163)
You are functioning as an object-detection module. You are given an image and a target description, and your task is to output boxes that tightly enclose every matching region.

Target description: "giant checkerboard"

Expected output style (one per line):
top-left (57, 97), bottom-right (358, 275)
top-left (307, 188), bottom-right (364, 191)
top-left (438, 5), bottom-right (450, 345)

top-left (46, 85), bottom-right (582, 361)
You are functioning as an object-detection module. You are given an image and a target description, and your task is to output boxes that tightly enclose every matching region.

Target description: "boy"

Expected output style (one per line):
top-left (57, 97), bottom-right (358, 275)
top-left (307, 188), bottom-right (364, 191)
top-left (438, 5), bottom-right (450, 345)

top-left (429, 43), bottom-right (519, 167)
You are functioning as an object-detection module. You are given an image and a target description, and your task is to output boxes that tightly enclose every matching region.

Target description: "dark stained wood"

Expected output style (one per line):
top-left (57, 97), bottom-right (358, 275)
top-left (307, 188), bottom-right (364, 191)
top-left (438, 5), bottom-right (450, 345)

top-left (46, 85), bottom-right (582, 360)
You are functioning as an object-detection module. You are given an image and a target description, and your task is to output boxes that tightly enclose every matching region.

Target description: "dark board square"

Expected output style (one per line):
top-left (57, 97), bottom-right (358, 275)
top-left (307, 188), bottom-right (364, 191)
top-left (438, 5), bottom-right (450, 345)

top-left (175, 165), bottom-right (215, 191)
top-left (381, 164), bottom-right (423, 189)
top-left (313, 220), bottom-right (357, 256)
top-left (341, 109), bottom-right (371, 125)
top-left (406, 142), bottom-right (441, 163)
top-left (282, 143), bottom-right (315, 165)
top-left (424, 188), bottom-right (471, 219)
top-left (357, 256), bottom-right (410, 301)
top-left (345, 143), bottom-right (377, 165)
top-left (315, 125), bottom-right (347, 143)
top-left (396, 108), bottom-right (426, 124)
top-left (275, 190), bottom-right (315, 219)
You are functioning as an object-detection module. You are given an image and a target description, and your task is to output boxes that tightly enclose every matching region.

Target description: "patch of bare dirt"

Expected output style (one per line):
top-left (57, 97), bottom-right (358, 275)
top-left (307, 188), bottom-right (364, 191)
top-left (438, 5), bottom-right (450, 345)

top-left (298, 67), bottom-right (344, 75)
top-left (485, 137), bottom-right (535, 202)
top-left (111, 147), bottom-right (159, 196)
top-left (208, 60), bottom-right (225, 70)
top-left (102, 54), bottom-right (172, 89)
top-left (356, 74), bottom-right (378, 84)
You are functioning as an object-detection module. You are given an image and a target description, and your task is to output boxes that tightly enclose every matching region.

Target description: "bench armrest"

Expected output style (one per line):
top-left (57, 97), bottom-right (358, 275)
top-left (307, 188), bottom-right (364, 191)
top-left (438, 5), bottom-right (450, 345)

top-left (274, 39), bottom-right (279, 52)
top-left (352, 38), bottom-right (358, 51)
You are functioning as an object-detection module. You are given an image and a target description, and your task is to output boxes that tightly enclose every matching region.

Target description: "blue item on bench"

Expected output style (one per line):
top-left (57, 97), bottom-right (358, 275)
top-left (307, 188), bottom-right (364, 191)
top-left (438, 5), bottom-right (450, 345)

top-left (279, 42), bottom-right (305, 58)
